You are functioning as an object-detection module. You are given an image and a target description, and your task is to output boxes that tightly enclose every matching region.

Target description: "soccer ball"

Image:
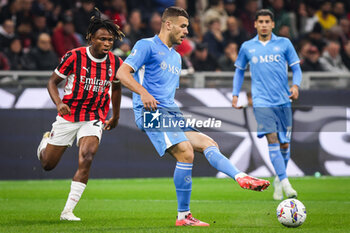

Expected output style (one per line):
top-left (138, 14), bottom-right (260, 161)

top-left (276, 199), bottom-right (307, 228)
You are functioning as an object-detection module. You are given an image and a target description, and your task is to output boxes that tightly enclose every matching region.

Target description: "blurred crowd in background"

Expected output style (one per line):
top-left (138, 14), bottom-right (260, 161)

top-left (0, 0), bottom-right (350, 73)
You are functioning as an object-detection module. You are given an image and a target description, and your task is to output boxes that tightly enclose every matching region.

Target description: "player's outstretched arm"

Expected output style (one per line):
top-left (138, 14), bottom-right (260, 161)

top-left (117, 63), bottom-right (159, 110)
top-left (47, 72), bottom-right (71, 116)
top-left (104, 81), bottom-right (121, 130)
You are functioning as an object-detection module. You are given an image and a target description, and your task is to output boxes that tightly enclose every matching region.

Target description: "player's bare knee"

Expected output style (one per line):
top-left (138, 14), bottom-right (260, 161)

top-left (179, 149), bottom-right (194, 163)
top-left (200, 138), bottom-right (218, 153)
top-left (177, 152), bottom-right (194, 163)
top-left (207, 138), bottom-right (218, 149)
top-left (80, 147), bottom-right (96, 165)
top-left (181, 152), bottom-right (194, 163)
top-left (266, 133), bottom-right (279, 144)
top-left (81, 152), bottom-right (94, 165)
top-left (280, 143), bottom-right (289, 149)
top-left (174, 142), bottom-right (194, 163)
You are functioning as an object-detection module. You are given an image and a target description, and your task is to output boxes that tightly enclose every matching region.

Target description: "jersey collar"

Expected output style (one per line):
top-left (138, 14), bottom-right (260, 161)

top-left (154, 35), bottom-right (173, 51)
top-left (253, 33), bottom-right (277, 42)
top-left (86, 46), bottom-right (108, 63)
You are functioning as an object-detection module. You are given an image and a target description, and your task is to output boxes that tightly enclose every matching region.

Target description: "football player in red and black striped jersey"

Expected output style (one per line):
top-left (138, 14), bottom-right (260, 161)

top-left (37, 12), bottom-right (125, 221)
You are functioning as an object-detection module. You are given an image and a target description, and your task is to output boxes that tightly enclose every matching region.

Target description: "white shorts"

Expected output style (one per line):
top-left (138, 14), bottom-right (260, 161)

top-left (47, 116), bottom-right (103, 147)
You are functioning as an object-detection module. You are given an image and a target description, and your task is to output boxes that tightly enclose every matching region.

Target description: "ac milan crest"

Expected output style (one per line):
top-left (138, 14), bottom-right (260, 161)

top-left (108, 65), bottom-right (113, 77)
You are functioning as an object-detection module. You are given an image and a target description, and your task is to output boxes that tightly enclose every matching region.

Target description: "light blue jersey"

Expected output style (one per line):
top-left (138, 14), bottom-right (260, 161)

top-left (124, 35), bottom-right (181, 113)
top-left (234, 33), bottom-right (300, 107)
top-left (124, 35), bottom-right (188, 156)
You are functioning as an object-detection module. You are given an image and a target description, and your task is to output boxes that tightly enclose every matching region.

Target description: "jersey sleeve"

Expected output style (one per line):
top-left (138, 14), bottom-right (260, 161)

top-left (113, 57), bottom-right (124, 83)
top-left (124, 39), bottom-right (152, 72)
top-left (291, 63), bottom-right (302, 86)
top-left (54, 51), bottom-right (75, 79)
top-left (234, 43), bottom-right (248, 70)
top-left (232, 68), bottom-right (245, 96)
top-left (285, 39), bottom-right (300, 67)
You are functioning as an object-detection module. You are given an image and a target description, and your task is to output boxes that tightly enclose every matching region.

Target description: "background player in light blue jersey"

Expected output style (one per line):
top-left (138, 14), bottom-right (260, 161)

top-left (117, 6), bottom-right (270, 227)
top-left (232, 9), bottom-right (302, 201)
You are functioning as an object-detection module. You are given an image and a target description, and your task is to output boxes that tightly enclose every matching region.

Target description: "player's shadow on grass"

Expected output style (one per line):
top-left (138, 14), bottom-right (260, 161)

top-left (2, 219), bottom-right (83, 226)
top-left (2, 220), bottom-right (178, 231)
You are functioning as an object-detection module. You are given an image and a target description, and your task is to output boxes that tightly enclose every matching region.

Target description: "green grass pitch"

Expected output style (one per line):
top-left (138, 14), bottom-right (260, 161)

top-left (0, 177), bottom-right (349, 232)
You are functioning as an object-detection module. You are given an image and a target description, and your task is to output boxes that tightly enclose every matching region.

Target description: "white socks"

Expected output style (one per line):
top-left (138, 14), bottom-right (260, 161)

top-left (62, 181), bottom-right (86, 213)
top-left (281, 178), bottom-right (291, 189)
top-left (178, 210), bottom-right (191, 220)
top-left (37, 137), bottom-right (49, 160)
top-left (40, 139), bottom-right (48, 152)
top-left (234, 172), bottom-right (247, 180)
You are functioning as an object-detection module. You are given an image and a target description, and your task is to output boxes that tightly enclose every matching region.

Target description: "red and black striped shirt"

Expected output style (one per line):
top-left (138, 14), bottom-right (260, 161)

top-left (55, 47), bottom-right (123, 123)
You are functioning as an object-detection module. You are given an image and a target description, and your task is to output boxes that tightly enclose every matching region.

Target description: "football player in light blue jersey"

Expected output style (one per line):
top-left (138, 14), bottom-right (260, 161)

top-left (232, 9), bottom-right (302, 201)
top-left (117, 6), bottom-right (270, 227)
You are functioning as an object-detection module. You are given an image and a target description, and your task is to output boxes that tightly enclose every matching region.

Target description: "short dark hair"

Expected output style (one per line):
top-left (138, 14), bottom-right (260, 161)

top-left (255, 9), bottom-right (274, 21)
top-left (161, 6), bottom-right (189, 22)
top-left (86, 8), bottom-right (124, 42)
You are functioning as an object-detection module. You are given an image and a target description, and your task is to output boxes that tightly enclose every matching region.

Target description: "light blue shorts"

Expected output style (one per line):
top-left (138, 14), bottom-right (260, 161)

top-left (253, 102), bottom-right (292, 144)
top-left (135, 108), bottom-right (197, 156)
